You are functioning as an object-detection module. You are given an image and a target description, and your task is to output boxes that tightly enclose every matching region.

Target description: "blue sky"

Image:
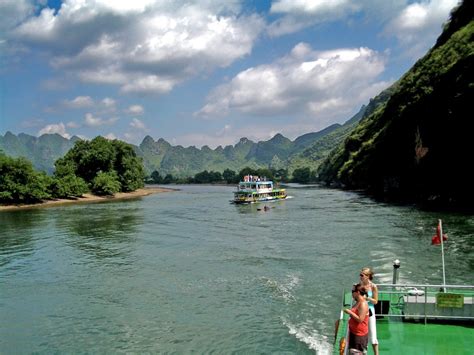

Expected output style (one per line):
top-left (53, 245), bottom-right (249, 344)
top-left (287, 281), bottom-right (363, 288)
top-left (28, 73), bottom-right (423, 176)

top-left (0, 0), bottom-right (459, 148)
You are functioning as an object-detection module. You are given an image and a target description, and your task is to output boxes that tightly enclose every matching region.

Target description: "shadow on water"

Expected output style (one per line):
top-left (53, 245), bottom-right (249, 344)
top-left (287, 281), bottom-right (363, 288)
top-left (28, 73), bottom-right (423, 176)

top-left (0, 210), bottom-right (46, 267)
top-left (57, 203), bottom-right (143, 261)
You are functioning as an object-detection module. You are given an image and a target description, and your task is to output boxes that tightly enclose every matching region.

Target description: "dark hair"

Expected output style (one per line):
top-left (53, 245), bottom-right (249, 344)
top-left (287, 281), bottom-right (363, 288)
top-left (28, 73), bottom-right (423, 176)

top-left (352, 283), bottom-right (367, 296)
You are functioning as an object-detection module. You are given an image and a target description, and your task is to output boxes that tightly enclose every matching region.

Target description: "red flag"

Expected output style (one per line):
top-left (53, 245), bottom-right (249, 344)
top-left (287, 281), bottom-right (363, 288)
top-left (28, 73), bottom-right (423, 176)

top-left (431, 222), bottom-right (447, 245)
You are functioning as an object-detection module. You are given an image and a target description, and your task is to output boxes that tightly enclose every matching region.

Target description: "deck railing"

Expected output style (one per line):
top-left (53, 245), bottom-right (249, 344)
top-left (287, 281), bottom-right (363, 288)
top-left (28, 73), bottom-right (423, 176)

top-left (372, 283), bottom-right (474, 324)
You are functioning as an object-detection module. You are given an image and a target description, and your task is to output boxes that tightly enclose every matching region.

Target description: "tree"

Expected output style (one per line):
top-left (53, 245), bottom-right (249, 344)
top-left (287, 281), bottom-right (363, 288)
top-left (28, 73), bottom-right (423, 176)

top-left (292, 167), bottom-right (313, 183)
top-left (0, 153), bottom-right (52, 203)
top-left (51, 174), bottom-right (88, 198)
top-left (150, 170), bottom-right (164, 184)
top-left (222, 168), bottom-right (236, 184)
top-left (55, 136), bottom-right (145, 193)
top-left (91, 171), bottom-right (121, 196)
top-left (112, 140), bottom-right (145, 192)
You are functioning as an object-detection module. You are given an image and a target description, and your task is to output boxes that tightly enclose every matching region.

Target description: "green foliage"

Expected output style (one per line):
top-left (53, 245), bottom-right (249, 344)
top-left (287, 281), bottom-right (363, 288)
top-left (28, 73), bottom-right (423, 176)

top-left (150, 170), bottom-right (164, 184)
top-left (50, 174), bottom-right (88, 198)
top-left (317, 0), bottom-right (474, 209)
top-left (192, 170), bottom-right (223, 184)
top-left (56, 136), bottom-right (144, 193)
top-left (112, 140), bottom-right (145, 192)
top-left (222, 168), bottom-right (237, 183)
top-left (292, 167), bottom-right (316, 183)
top-left (91, 171), bottom-right (121, 196)
top-left (0, 152), bottom-right (52, 203)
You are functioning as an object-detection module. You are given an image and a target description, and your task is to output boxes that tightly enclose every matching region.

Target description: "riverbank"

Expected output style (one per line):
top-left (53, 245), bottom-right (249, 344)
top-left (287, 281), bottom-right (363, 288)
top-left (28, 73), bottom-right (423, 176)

top-left (0, 186), bottom-right (175, 212)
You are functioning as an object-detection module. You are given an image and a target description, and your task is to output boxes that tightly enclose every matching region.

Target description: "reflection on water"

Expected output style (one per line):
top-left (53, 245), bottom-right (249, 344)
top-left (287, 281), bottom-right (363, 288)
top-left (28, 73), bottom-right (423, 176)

top-left (58, 203), bottom-right (143, 261)
top-left (0, 210), bottom-right (46, 267)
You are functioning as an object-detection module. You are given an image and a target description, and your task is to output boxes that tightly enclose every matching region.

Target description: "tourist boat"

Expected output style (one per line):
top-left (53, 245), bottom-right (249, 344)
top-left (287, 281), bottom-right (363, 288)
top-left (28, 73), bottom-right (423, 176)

top-left (232, 175), bottom-right (287, 204)
top-left (334, 259), bottom-right (474, 354)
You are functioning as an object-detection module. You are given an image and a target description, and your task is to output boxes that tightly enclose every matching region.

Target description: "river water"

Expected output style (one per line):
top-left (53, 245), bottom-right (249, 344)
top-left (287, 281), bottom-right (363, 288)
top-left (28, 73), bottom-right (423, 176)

top-left (1, 184), bottom-right (473, 353)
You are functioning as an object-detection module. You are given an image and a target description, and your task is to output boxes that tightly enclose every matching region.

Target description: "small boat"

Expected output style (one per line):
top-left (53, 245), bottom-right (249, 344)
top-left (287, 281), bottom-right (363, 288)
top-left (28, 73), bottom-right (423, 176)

top-left (232, 175), bottom-right (287, 204)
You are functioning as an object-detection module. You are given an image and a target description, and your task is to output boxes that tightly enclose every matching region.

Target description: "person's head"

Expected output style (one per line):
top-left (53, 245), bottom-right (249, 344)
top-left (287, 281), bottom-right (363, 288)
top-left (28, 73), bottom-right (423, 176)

top-left (360, 267), bottom-right (374, 281)
top-left (352, 283), bottom-right (367, 299)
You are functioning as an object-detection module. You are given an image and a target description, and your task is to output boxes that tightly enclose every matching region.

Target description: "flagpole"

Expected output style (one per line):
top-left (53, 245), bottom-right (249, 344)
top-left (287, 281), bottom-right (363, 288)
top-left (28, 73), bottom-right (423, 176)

top-left (439, 219), bottom-right (447, 292)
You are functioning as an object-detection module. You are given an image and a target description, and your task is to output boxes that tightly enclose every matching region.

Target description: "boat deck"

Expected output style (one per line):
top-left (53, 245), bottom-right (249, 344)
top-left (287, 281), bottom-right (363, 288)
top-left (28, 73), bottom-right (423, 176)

top-left (335, 284), bottom-right (474, 354)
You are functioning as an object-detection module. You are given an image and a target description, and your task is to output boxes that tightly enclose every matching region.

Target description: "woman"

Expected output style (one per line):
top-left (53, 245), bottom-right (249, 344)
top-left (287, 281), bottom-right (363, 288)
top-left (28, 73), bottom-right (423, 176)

top-left (344, 283), bottom-right (369, 354)
top-left (360, 267), bottom-right (379, 355)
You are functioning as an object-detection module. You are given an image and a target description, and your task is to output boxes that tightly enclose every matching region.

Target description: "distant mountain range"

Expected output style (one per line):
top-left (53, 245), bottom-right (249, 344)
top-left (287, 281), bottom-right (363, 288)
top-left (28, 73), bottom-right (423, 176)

top-left (0, 106), bottom-right (365, 177)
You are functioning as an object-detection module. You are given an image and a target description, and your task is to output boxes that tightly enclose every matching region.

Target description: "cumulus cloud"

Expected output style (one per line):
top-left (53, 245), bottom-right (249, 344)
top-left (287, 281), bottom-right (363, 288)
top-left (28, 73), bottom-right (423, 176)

top-left (197, 42), bottom-right (390, 126)
top-left (130, 118), bottom-right (147, 130)
top-left (84, 113), bottom-right (118, 127)
top-left (385, 0), bottom-right (458, 58)
top-left (0, 0), bottom-right (35, 35)
top-left (268, 0), bottom-right (357, 36)
top-left (102, 97), bottom-right (116, 108)
top-left (38, 122), bottom-right (71, 138)
top-left (11, 0), bottom-right (265, 95)
top-left (267, 0), bottom-right (457, 57)
top-left (63, 95), bottom-right (94, 109)
top-left (125, 105), bottom-right (145, 116)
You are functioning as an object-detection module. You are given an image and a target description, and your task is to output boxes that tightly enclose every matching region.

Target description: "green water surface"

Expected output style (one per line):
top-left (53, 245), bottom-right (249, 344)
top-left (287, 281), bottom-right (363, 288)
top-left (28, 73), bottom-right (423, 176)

top-left (1, 185), bottom-right (473, 353)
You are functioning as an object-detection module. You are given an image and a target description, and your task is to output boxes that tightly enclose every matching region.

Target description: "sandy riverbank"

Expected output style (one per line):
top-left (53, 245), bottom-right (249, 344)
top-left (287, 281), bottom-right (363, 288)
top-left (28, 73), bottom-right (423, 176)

top-left (0, 186), bottom-right (175, 212)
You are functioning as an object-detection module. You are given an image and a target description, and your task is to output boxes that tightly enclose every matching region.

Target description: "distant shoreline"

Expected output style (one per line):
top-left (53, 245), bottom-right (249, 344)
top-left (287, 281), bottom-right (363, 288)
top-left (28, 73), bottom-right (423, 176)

top-left (0, 186), bottom-right (176, 212)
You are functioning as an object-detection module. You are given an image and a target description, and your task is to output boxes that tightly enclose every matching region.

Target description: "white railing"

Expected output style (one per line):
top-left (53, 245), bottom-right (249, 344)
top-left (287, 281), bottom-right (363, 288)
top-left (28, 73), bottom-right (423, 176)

top-left (374, 283), bottom-right (474, 324)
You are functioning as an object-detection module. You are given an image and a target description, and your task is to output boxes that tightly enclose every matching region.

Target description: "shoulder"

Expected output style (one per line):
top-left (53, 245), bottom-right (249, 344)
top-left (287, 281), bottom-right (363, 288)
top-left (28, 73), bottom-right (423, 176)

top-left (370, 281), bottom-right (377, 289)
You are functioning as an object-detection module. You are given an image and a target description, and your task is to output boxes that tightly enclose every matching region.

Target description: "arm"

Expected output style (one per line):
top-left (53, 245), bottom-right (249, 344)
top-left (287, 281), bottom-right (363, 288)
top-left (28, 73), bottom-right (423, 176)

top-left (367, 284), bottom-right (378, 305)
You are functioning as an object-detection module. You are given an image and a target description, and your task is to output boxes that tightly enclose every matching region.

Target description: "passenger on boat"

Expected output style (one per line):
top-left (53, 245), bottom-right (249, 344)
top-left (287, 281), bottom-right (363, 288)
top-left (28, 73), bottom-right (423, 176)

top-left (360, 267), bottom-right (379, 355)
top-left (344, 283), bottom-right (369, 354)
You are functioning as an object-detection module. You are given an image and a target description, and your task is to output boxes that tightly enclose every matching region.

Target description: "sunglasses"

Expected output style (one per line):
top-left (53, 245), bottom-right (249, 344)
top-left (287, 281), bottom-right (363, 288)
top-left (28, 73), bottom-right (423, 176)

top-left (360, 273), bottom-right (367, 277)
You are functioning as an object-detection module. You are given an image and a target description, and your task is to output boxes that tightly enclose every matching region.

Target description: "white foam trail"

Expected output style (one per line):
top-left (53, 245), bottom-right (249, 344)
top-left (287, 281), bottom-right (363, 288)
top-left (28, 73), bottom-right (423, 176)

top-left (263, 274), bottom-right (300, 303)
top-left (282, 318), bottom-right (333, 354)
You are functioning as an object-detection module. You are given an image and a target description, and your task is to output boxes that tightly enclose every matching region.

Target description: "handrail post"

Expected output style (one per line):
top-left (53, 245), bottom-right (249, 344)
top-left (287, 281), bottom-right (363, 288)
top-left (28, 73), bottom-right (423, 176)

top-left (424, 285), bottom-right (428, 325)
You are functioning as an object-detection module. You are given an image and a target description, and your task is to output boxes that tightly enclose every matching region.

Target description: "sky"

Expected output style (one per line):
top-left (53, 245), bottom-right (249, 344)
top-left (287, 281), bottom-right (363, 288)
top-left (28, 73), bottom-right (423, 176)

top-left (0, 0), bottom-right (460, 148)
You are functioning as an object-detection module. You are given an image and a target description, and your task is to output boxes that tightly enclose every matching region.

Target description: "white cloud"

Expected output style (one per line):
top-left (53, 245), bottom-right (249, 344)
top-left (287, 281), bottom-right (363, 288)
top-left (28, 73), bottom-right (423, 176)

top-left (0, 0), bottom-right (35, 34)
top-left (268, 0), bottom-right (358, 36)
top-left (125, 105), bottom-right (145, 115)
top-left (104, 132), bottom-right (117, 140)
top-left (11, 0), bottom-right (265, 95)
top-left (63, 95), bottom-right (94, 109)
top-left (267, 0), bottom-right (457, 57)
top-left (38, 122), bottom-right (71, 138)
top-left (385, 0), bottom-right (459, 58)
top-left (101, 97), bottom-right (116, 108)
top-left (197, 43), bottom-right (389, 126)
top-left (130, 118), bottom-right (146, 130)
top-left (84, 113), bottom-right (118, 127)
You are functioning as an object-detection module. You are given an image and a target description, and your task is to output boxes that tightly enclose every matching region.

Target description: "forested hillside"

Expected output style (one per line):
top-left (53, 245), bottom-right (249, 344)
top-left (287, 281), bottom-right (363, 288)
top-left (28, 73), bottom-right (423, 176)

top-left (317, 0), bottom-right (474, 210)
top-left (1, 108), bottom-right (365, 179)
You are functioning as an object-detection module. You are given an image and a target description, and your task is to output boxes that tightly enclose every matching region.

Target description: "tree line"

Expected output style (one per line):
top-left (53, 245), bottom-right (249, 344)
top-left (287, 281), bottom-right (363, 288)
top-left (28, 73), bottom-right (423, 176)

top-left (0, 137), bottom-right (144, 204)
top-left (147, 166), bottom-right (317, 184)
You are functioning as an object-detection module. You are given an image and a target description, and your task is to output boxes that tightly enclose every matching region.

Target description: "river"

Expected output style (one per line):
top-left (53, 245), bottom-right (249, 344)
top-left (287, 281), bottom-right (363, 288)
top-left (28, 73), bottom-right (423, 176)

top-left (1, 184), bottom-right (473, 353)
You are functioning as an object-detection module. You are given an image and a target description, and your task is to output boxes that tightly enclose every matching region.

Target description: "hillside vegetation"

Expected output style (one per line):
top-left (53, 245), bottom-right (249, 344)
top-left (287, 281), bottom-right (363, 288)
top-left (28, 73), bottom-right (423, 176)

top-left (317, 1), bottom-right (474, 210)
top-left (1, 108), bottom-right (365, 179)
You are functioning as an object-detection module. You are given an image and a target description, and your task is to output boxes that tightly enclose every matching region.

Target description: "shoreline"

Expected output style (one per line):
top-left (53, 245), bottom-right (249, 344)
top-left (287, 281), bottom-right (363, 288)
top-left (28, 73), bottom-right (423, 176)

top-left (0, 186), bottom-right (176, 212)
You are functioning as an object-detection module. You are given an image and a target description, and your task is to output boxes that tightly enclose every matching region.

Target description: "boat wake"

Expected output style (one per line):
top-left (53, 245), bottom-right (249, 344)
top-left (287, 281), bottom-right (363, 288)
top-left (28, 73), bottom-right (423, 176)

top-left (282, 318), bottom-right (332, 354)
top-left (262, 274), bottom-right (300, 303)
